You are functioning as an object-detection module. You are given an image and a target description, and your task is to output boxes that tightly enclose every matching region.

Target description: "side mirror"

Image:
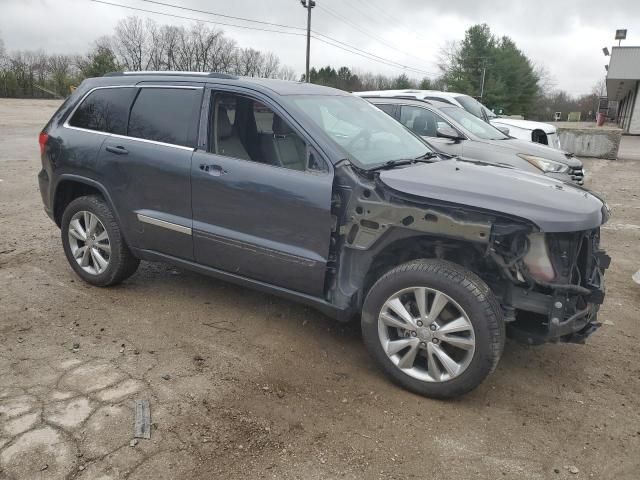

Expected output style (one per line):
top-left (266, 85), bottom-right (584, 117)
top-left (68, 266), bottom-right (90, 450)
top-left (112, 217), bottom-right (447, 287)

top-left (436, 126), bottom-right (463, 140)
top-left (496, 126), bottom-right (510, 135)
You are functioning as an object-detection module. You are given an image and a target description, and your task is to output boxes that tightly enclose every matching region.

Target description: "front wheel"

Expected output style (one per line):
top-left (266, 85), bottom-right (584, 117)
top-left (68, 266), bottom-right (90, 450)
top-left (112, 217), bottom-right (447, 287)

top-left (361, 260), bottom-right (505, 398)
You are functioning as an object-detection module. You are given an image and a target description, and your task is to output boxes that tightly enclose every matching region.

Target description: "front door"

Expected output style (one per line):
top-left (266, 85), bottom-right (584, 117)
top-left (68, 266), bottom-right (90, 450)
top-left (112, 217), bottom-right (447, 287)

top-left (398, 105), bottom-right (464, 156)
top-left (191, 89), bottom-right (334, 296)
top-left (96, 85), bottom-right (203, 260)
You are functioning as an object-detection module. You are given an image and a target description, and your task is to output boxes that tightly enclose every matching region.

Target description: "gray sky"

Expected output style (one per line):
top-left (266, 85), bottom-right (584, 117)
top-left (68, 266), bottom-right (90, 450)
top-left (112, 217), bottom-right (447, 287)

top-left (1, 0), bottom-right (636, 95)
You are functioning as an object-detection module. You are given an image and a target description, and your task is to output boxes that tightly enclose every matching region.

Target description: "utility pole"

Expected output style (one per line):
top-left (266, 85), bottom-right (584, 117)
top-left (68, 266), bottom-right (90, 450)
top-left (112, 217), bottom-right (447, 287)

top-left (479, 58), bottom-right (487, 100)
top-left (301, 0), bottom-right (316, 82)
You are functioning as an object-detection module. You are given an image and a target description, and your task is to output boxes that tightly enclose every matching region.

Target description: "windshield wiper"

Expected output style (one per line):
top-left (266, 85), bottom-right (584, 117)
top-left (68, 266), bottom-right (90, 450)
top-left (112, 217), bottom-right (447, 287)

top-left (367, 152), bottom-right (438, 172)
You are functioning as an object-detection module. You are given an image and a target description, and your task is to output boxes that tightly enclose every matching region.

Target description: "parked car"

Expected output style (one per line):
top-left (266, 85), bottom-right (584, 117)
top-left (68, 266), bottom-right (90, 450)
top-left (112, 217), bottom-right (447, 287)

top-left (359, 96), bottom-right (584, 185)
top-left (38, 72), bottom-right (610, 398)
top-left (355, 89), bottom-right (563, 150)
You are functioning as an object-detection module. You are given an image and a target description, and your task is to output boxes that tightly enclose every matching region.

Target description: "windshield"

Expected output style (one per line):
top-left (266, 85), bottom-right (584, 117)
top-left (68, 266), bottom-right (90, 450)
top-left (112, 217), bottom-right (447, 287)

top-left (441, 106), bottom-right (509, 140)
top-left (291, 95), bottom-right (432, 167)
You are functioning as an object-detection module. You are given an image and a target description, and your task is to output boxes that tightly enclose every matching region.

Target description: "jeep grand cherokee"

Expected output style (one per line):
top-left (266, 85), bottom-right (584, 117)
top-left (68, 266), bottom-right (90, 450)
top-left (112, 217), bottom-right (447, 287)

top-left (38, 72), bottom-right (610, 398)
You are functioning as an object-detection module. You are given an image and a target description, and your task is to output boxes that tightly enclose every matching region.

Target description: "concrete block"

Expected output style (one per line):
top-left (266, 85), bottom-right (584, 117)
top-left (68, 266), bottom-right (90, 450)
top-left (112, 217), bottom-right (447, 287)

top-left (557, 127), bottom-right (623, 160)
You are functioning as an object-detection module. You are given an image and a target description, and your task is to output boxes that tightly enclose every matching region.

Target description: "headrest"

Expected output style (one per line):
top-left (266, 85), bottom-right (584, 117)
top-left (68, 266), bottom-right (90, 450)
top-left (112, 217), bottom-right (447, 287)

top-left (217, 105), bottom-right (233, 138)
top-left (413, 115), bottom-right (427, 133)
top-left (272, 114), bottom-right (293, 135)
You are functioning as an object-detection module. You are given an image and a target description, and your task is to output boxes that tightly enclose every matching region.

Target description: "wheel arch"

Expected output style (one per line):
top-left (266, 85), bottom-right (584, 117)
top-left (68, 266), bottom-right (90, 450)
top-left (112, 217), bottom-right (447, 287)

top-left (332, 228), bottom-right (489, 314)
top-left (531, 129), bottom-right (549, 145)
top-left (53, 175), bottom-right (120, 228)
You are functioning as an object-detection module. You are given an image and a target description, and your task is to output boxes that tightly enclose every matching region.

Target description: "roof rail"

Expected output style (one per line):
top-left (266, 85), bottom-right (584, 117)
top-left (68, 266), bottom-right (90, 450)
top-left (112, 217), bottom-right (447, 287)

top-left (103, 71), bottom-right (238, 79)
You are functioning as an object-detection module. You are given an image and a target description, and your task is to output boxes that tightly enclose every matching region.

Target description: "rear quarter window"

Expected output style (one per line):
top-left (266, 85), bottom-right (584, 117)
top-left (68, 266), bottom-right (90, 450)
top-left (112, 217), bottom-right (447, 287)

top-left (68, 87), bottom-right (137, 135)
top-left (127, 88), bottom-right (202, 147)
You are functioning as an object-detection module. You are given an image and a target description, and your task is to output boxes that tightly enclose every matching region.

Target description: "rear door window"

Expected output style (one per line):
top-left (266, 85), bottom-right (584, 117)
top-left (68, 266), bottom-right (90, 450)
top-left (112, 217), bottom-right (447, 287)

top-left (68, 87), bottom-right (137, 135)
top-left (128, 88), bottom-right (202, 147)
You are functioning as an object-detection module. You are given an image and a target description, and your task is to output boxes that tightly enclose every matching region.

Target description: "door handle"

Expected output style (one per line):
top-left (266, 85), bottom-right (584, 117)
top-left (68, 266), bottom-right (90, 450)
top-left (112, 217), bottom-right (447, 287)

top-left (199, 164), bottom-right (227, 176)
top-left (105, 145), bottom-right (129, 155)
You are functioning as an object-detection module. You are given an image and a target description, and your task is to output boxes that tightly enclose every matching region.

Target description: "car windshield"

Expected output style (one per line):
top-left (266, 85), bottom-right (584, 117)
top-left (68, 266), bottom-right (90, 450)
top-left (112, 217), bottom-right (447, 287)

top-left (291, 95), bottom-right (432, 167)
top-left (440, 106), bottom-right (509, 141)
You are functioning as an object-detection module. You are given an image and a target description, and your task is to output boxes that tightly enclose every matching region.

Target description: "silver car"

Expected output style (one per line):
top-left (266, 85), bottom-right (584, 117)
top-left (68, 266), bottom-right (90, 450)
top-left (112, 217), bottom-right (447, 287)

top-left (362, 96), bottom-right (584, 185)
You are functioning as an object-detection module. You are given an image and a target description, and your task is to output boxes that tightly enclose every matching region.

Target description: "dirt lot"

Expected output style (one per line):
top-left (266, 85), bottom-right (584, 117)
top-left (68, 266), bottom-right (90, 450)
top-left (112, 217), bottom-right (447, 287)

top-left (1, 98), bottom-right (639, 479)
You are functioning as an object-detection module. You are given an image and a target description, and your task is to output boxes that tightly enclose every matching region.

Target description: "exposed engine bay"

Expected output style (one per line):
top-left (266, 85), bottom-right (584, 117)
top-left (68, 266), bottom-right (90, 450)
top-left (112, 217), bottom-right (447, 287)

top-left (326, 161), bottom-right (610, 344)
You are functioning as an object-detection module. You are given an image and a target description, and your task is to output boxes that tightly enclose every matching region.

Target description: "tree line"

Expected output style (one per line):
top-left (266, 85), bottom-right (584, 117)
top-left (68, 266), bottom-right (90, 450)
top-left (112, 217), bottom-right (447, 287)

top-left (528, 80), bottom-right (606, 122)
top-left (0, 16), bottom-right (297, 98)
top-left (307, 66), bottom-right (444, 93)
top-left (1, 18), bottom-right (599, 122)
top-left (309, 24), bottom-right (548, 117)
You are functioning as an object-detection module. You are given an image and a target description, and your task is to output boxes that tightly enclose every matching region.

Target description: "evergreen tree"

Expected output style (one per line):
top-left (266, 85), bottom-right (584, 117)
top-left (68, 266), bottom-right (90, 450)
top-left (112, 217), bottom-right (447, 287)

top-left (441, 24), bottom-right (540, 115)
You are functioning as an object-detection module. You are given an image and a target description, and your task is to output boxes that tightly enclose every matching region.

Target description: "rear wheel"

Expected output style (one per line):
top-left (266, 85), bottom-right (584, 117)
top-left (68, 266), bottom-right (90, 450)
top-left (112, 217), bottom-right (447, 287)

top-left (61, 195), bottom-right (139, 286)
top-left (361, 259), bottom-right (504, 398)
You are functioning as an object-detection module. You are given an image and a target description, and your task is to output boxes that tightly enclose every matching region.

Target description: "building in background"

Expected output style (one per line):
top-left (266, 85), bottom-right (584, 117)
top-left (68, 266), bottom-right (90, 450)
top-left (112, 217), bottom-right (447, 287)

top-left (606, 46), bottom-right (640, 134)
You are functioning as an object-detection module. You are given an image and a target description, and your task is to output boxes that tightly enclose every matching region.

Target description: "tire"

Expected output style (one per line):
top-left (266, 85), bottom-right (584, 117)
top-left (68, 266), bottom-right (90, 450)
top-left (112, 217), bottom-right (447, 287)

top-left (61, 195), bottom-right (139, 287)
top-left (361, 259), bottom-right (504, 399)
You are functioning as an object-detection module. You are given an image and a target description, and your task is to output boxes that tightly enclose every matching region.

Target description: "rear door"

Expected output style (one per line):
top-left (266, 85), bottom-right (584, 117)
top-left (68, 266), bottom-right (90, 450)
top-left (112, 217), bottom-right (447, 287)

top-left (190, 87), bottom-right (334, 296)
top-left (95, 85), bottom-right (203, 260)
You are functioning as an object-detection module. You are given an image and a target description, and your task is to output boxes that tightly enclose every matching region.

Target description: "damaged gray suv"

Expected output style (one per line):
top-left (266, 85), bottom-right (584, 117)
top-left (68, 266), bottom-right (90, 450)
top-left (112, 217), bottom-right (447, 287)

top-left (38, 72), bottom-right (610, 398)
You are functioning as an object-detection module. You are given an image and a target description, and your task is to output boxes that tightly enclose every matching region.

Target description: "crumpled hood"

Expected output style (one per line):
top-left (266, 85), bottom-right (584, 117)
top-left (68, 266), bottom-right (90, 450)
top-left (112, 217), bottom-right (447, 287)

top-left (474, 138), bottom-right (581, 167)
top-left (490, 118), bottom-right (556, 134)
top-left (379, 159), bottom-right (608, 232)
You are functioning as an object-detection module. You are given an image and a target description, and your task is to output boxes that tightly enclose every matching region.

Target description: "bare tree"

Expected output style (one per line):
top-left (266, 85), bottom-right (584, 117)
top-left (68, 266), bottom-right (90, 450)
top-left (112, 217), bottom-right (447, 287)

top-left (236, 48), bottom-right (263, 77)
top-left (534, 64), bottom-right (556, 97)
top-left (113, 17), bottom-right (148, 70)
top-left (49, 54), bottom-right (75, 96)
top-left (0, 16), bottom-right (298, 97)
top-left (592, 78), bottom-right (606, 97)
top-left (260, 52), bottom-right (280, 78)
top-left (437, 40), bottom-right (460, 75)
top-left (277, 65), bottom-right (298, 81)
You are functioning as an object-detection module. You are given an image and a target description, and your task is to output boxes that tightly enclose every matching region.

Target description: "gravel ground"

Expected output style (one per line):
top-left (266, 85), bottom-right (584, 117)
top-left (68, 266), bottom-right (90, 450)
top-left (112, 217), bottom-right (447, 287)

top-left (1, 98), bottom-right (639, 480)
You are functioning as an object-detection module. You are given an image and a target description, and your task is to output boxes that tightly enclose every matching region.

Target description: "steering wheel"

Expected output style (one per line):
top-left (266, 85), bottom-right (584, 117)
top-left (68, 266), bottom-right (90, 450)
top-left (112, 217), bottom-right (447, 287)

top-left (347, 129), bottom-right (372, 149)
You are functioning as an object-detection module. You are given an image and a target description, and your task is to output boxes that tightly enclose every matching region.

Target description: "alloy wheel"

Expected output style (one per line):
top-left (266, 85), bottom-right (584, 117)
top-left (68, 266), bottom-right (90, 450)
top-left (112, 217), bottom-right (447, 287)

top-left (68, 210), bottom-right (111, 275)
top-left (377, 287), bottom-right (475, 382)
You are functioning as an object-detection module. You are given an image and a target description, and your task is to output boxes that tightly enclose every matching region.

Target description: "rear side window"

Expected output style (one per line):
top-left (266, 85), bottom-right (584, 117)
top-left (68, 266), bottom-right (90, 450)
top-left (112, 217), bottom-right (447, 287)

top-left (68, 88), bottom-right (136, 134)
top-left (128, 88), bottom-right (202, 147)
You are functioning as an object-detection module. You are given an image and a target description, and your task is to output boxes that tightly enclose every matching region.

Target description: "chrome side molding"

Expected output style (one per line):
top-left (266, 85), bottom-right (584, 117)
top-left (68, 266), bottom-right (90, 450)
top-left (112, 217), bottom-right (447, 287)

top-left (137, 214), bottom-right (192, 235)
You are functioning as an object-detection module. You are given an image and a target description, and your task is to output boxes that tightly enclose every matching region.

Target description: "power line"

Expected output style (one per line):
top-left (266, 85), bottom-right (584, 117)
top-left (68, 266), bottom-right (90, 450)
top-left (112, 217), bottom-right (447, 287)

top-left (311, 32), bottom-right (437, 76)
top-left (311, 35), bottom-right (434, 76)
top-left (92, 0), bottom-right (307, 36)
top-left (91, 0), bottom-right (436, 76)
top-left (140, 0), bottom-right (306, 31)
top-left (316, 3), bottom-right (435, 70)
top-left (139, 0), bottom-right (435, 74)
top-left (332, 0), bottom-right (435, 65)
top-left (91, 0), bottom-right (438, 76)
top-left (355, 0), bottom-right (431, 44)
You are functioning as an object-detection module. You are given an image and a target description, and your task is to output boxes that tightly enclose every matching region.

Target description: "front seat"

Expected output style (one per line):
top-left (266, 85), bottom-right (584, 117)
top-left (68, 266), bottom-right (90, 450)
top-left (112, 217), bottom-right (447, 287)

top-left (271, 115), bottom-right (306, 170)
top-left (216, 105), bottom-right (250, 160)
top-left (413, 113), bottom-right (437, 137)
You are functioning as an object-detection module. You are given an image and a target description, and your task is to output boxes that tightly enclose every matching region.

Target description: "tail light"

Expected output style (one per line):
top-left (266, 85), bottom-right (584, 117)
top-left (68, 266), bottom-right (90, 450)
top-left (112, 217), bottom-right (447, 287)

top-left (39, 131), bottom-right (49, 156)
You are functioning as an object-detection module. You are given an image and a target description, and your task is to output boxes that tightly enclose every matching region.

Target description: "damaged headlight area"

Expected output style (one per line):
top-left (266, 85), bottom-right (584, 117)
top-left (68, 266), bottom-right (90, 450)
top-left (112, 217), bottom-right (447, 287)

top-left (517, 153), bottom-right (570, 173)
top-left (488, 226), bottom-right (610, 345)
